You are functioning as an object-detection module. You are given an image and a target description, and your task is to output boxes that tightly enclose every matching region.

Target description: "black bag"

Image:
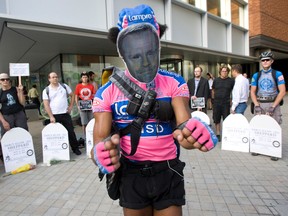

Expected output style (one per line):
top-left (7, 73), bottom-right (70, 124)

top-left (250, 102), bottom-right (255, 114)
top-left (106, 167), bottom-right (122, 200)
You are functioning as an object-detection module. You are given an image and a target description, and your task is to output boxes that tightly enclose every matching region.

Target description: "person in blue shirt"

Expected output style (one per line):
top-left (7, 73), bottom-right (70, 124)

top-left (250, 51), bottom-right (286, 161)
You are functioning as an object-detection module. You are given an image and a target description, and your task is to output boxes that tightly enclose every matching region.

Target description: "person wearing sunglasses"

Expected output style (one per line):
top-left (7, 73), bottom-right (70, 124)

top-left (0, 73), bottom-right (28, 161)
top-left (250, 51), bottom-right (286, 161)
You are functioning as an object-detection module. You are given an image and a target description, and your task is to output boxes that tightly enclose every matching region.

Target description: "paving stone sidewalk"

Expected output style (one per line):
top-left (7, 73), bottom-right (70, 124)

top-left (0, 99), bottom-right (288, 216)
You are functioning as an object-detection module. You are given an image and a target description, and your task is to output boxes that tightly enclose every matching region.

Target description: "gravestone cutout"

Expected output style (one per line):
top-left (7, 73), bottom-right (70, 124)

top-left (222, 114), bottom-right (250, 152)
top-left (250, 115), bottom-right (282, 158)
top-left (191, 111), bottom-right (210, 125)
top-left (86, 118), bottom-right (95, 158)
top-left (1, 127), bottom-right (36, 172)
top-left (42, 123), bottom-right (70, 165)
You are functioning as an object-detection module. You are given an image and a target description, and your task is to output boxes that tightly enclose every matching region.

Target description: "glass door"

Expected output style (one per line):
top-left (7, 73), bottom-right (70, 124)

top-left (160, 58), bottom-right (183, 76)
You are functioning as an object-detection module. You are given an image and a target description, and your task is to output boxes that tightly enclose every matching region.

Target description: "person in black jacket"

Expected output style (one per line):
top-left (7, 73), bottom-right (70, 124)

top-left (187, 66), bottom-right (210, 113)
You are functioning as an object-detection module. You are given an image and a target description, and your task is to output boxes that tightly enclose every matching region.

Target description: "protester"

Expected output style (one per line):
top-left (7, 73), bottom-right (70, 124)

top-left (187, 66), bottom-right (210, 113)
top-left (88, 71), bottom-right (98, 91)
top-left (42, 72), bottom-right (81, 155)
top-left (231, 64), bottom-right (250, 114)
top-left (207, 72), bottom-right (214, 110)
top-left (28, 84), bottom-right (41, 114)
top-left (212, 66), bottom-right (235, 141)
top-left (23, 86), bottom-right (29, 104)
top-left (91, 4), bottom-right (218, 216)
top-left (250, 51), bottom-right (286, 161)
top-left (0, 73), bottom-right (28, 161)
top-left (75, 71), bottom-right (96, 145)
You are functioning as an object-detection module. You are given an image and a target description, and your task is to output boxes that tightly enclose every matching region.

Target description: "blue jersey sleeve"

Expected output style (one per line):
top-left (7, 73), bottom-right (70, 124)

top-left (250, 72), bottom-right (258, 87)
top-left (276, 71), bottom-right (285, 85)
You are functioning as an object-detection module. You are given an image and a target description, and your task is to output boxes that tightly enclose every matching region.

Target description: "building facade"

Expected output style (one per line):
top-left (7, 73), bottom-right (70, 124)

top-left (249, 0), bottom-right (288, 84)
top-left (0, 0), bottom-right (255, 94)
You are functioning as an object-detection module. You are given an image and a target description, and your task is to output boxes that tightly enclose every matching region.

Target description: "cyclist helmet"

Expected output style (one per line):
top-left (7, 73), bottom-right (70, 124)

top-left (259, 51), bottom-right (274, 60)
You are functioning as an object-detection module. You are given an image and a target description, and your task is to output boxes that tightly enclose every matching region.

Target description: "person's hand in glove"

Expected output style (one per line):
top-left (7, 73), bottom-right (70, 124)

top-left (266, 106), bottom-right (275, 116)
top-left (173, 117), bottom-right (218, 152)
top-left (91, 134), bottom-right (120, 174)
top-left (254, 105), bottom-right (264, 115)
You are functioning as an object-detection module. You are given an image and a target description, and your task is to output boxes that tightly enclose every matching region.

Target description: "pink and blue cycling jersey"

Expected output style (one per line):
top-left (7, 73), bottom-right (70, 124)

top-left (93, 69), bottom-right (189, 162)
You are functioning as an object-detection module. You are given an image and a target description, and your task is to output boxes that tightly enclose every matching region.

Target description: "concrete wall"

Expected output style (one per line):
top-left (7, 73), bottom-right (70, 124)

top-left (1, 0), bottom-right (250, 56)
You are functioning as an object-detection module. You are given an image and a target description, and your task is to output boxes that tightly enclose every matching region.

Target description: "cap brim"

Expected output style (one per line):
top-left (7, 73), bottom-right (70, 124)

top-left (261, 57), bottom-right (271, 60)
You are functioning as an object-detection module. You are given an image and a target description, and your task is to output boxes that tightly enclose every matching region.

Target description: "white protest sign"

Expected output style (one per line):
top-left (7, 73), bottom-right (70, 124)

top-left (222, 114), bottom-right (250, 153)
top-left (9, 63), bottom-right (30, 76)
top-left (250, 115), bottom-right (282, 158)
top-left (86, 118), bottom-right (95, 158)
top-left (191, 97), bottom-right (205, 109)
top-left (1, 127), bottom-right (36, 172)
top-left (42, 123), bottom-right (70, 165)
top-left (191, 111), bottom-right (210, 125)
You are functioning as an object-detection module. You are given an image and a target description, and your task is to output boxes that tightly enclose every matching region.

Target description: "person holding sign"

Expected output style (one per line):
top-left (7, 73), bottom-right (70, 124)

top-left (75, 71), bottom-right (96, 142)
top-left (91, 4), bottom-right (218, 216)
top-left (187, 66), bottom-right (210, 113)
top-left (0, 73), bottom-right (28, 161)
top-left (42, 72), bottom-right (81, 156)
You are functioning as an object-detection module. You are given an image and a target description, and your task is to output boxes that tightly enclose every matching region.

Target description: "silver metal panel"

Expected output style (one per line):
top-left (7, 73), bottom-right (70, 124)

top-left (171, 4), bottom-right (202, 46)
top-left (207, 18), bottom-right (227, 52)
top-left (7, 0), bottom-right (107, 30)
top-left (232, 27), bottom-right (245, 55)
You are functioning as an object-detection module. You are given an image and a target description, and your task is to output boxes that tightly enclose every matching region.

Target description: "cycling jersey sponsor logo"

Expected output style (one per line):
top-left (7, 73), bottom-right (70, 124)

top-left (117, 122), bottom-right (172, 136)
top-left (278, 75), bottom-right (284, 81)
top-left (93, 99), bottom-right (101, 106)
top-left (128, 14), bottom-right (153, 22)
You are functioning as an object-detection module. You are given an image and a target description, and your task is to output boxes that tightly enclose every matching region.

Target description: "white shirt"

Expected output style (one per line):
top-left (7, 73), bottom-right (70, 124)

top-left (231, 74), bottom-right (250, 111)
top-left (208, 78), bottom-right (213, 90)
top-left (42, 83), bottom-right (72, 114)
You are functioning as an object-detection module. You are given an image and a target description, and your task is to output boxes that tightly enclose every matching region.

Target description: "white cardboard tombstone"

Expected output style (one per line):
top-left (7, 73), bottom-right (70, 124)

top-left (86, 118), bottom-right (95, 158)
top-left (1, 127), bottom-right (36, 172)
top-left (221, 114), bottom-right (250, 152)
top-left (42, 123), bottom-right (70, 165)
top-left (250, 115), bottom-right (282, 158)
top-left (191, 111), bottom-right (210, 125)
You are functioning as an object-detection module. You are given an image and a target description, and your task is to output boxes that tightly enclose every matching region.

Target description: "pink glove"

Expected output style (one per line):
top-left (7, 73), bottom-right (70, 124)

top-left (93, 141), bottom-right (116, 174)
top-left (183, 117), bottom-right (218, 150)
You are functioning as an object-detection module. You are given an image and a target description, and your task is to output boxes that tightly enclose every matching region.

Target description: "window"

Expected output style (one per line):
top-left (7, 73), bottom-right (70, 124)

top-left (207, 0), bottom-right (221, 17)
top-left (231, 0), bottom-right (244, 26)
top-left (189, 0), bottom-right (195, 6)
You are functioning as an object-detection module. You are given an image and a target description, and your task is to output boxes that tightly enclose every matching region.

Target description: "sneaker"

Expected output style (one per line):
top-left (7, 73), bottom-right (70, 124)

top-left (271, 157), bottom-right (279, 161)
top-left (73, 149), bottom-right (82, 155)
top-left (216, 135), bottom-right (221, 142)
top-left (251, 153), bottom-right (259, 156)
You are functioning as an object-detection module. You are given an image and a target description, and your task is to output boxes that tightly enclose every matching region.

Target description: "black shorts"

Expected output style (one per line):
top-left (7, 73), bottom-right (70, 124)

top-left (213, 102), bottom-right (230, 124)
top-left (119, 158), bottom-right (186, 210)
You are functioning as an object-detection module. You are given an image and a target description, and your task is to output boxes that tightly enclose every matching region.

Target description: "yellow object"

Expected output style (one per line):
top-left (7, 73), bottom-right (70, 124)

top-left (11, 164), bottom-right (36, 175)
top-left (101, 67), bottom-right (113, 85)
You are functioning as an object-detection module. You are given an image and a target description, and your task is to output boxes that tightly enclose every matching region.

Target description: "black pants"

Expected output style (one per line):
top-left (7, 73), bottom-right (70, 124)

top-left (31, 97), bottom-right (41, 114)
top-left (53, 113), bottom-right (78, 151)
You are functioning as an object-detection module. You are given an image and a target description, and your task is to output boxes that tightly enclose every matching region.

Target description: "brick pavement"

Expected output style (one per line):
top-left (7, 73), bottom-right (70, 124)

top-left (0, 99), bottom-right (288, 216)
